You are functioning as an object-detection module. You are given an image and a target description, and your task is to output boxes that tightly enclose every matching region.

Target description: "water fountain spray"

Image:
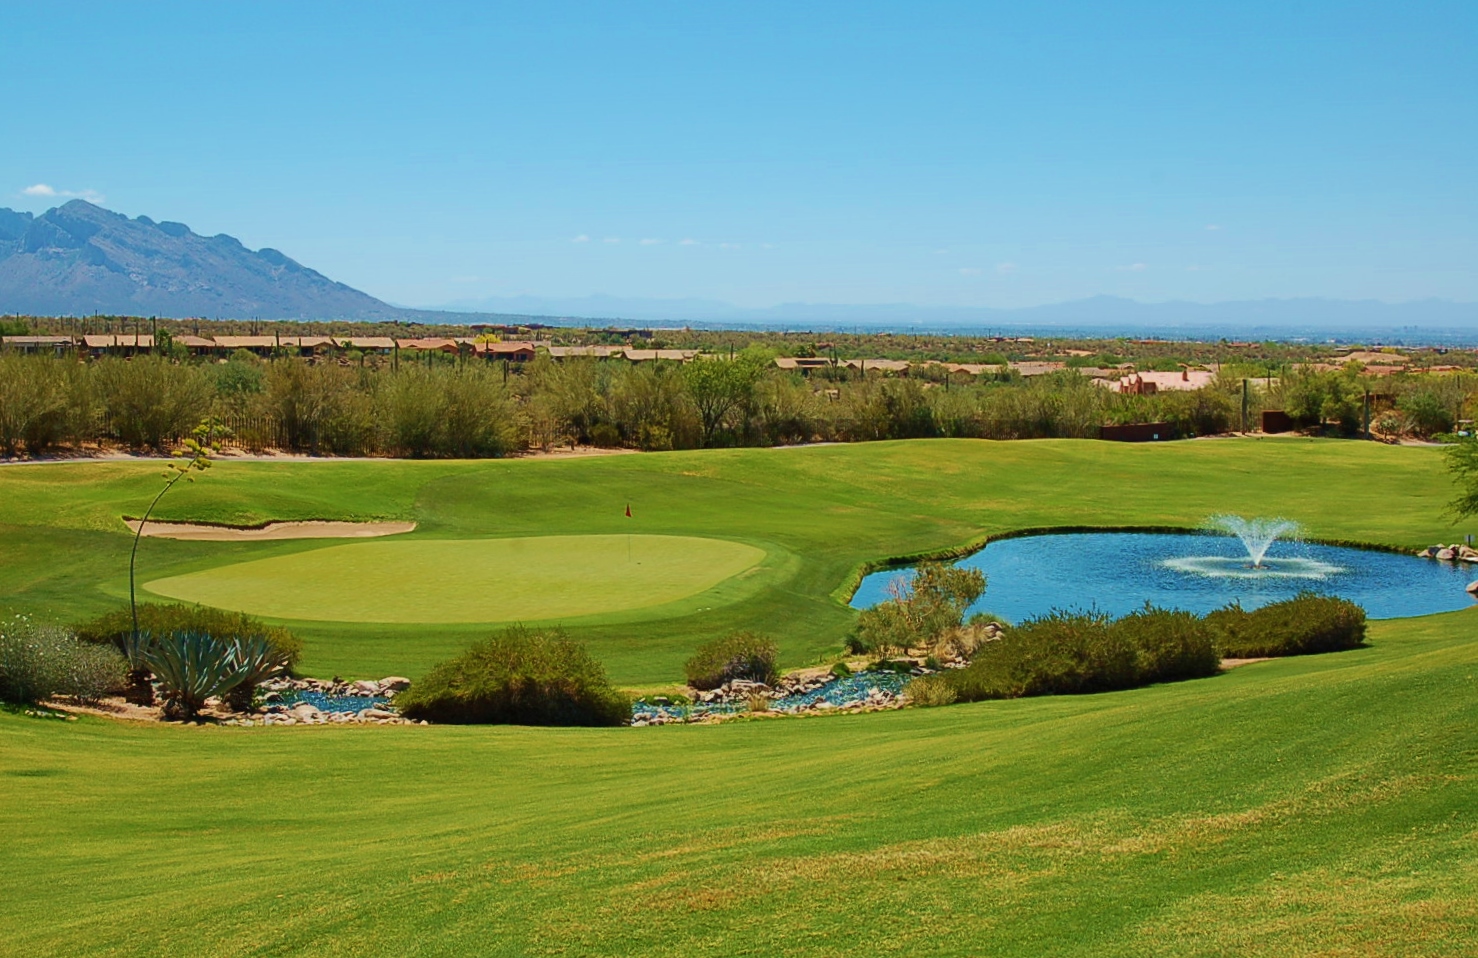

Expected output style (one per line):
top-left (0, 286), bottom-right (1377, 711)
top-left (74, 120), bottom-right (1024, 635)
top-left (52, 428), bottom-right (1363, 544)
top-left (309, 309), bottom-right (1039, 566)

top-left (1207, 515), bottom-right (1301, 568)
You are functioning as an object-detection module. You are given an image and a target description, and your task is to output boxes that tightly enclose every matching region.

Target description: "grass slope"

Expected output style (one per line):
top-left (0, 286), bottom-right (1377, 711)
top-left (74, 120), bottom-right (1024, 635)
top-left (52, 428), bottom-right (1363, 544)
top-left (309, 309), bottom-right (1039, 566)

top-left (143, 534), bottom-right (767, 623)
top-left (0, 437), bottom-right (1468, 684)
top-left (2, 610), bottom-right (1475, 956)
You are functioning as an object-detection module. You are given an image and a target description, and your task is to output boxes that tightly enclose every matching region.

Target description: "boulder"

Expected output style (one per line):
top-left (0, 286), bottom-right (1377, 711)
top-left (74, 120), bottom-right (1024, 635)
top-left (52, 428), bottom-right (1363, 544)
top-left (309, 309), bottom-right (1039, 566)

top-left (380, 676), bottom-right (412, 692)
top-left (1467, 580), bottom-right (1478, 595)
top-left (1436, 548), bottom-right (1456, 561)
top-left (352, 680), bottom-right (379, 694)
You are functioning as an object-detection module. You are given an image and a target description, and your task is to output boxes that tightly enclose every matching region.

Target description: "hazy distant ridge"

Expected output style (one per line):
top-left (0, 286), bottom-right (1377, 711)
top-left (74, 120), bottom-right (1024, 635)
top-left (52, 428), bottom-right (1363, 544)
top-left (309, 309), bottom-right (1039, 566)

top-left (440, 293), bottom-right (1478, 332)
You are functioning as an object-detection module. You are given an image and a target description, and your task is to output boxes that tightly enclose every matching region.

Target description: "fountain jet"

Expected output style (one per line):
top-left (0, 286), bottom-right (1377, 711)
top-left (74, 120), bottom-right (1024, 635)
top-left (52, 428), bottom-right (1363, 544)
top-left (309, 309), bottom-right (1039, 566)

top-left (1208, 515), bottom-right (1300, 568)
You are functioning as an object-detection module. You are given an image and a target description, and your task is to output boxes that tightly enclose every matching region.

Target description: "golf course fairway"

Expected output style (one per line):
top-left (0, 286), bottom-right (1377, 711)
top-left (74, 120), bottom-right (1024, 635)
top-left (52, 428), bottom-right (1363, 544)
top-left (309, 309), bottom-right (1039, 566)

top-left (1, 439), bottom-right (1476, 954)
top-left (143, 534), bottom-right (766, 623)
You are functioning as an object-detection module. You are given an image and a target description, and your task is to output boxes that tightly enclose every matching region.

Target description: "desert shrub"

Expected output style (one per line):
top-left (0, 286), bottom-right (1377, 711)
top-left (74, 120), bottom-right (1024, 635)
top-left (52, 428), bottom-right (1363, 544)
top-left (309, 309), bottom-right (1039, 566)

top-left (855, 563), bottom-right (986, 656)
top-left (947, 610), bottom-right (1138, 700)
top-left (0, 354), bottom-right (71, 456)
top-left (143, 631), bottom-right (248, 720)
top-left (94, 356), bottom-right (214, 448)
top-left (397, 625), bottom-right (630, 726)
top-left (76, 604), bottom-right (303, 672)
top-left (684, 631), bottom-right (780, 690)
top-left (1207, 592), bottom-right (1367, 658)
top-left (57, 641), bottom-right (128, 705)
top-left (1110, 606), bottom-right (1220, 684)
top-left (588, 422), bottom-right (622, 447)
top-left (0, 618), bottom-right (126, 704)
top-left (904, 673), bottom-right (958, 708)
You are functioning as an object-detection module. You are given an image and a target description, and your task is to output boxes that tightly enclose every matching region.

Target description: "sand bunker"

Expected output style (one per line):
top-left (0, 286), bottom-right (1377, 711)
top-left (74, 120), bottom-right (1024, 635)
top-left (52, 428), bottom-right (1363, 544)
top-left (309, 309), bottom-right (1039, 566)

top-left (124, 520), bottom-right (416, 541)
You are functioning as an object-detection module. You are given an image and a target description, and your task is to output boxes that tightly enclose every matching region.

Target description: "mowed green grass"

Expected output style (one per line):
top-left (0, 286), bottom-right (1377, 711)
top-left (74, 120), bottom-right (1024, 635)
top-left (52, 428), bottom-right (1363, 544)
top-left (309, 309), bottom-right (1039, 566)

top-left (0, 437), bottom-right (1470, 684)
top-left (2, 439), bottom-right (1476, 955)
top-left (143, 534), bottom-right (767, 624)
top-left (1, 609), bottom-right (1475, 956)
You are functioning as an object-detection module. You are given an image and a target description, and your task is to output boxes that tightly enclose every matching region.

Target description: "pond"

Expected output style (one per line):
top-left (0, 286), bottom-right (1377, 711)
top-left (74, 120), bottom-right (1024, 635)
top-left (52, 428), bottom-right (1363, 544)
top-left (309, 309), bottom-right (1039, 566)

top-left (850, 531), bottom-right (1476, 622)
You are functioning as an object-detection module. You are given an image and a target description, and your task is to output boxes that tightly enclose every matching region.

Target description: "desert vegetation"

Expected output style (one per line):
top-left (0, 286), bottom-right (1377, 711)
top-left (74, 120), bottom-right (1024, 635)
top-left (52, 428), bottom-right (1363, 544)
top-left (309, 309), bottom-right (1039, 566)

top-left (684, 631), bottom-right (781, 690)
top-left (910, 593), bottom-right (1366, 706)
top-left (395, 625), bottom-right (630, 726)
top-left (7, 340), bottom-right (1473, 461)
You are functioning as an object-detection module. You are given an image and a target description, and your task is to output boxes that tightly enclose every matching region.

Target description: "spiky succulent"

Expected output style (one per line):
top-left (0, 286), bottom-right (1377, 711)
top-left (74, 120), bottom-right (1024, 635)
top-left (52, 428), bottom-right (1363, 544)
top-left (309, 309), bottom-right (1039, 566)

top-left (143, 631), bottom-right (248, 720)
top-left (222, 635), bottom-right (290, 713)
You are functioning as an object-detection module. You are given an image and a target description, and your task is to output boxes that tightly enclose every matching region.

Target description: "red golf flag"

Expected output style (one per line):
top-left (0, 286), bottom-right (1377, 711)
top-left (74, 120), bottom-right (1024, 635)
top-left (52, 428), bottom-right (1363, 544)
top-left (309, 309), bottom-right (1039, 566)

top-left (625, 504), bottom-right (632, 518)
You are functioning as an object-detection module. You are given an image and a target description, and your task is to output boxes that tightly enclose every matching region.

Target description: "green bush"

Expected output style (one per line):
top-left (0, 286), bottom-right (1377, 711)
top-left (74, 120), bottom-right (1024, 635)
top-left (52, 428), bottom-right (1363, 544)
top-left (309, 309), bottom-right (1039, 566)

top-left (397, 625), bottom-right (630, 726)
top-left (0, 617), bottom-right (126, 705)
top-left (684, 631), bottom-right (779, 690)
top-left (941, 606), bottom-right (1219, 703)
top-left (1207, 592), bottom-right (1367, 658)
top-left (76, 604), bottom-right (303, 672)
top-left (1112, 606), bottom-right (1221, 684)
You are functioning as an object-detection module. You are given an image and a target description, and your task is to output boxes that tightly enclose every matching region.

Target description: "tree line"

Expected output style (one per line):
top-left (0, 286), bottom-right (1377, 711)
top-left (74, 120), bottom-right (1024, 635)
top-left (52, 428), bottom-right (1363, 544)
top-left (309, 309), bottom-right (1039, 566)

top-left (1, 347), bottom-right (1472, 459)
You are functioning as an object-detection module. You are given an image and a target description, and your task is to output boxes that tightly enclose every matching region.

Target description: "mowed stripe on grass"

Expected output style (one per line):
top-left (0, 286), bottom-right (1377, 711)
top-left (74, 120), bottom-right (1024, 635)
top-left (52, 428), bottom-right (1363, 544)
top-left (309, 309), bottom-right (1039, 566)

top-left (142, 534), bottom-right (766, 623)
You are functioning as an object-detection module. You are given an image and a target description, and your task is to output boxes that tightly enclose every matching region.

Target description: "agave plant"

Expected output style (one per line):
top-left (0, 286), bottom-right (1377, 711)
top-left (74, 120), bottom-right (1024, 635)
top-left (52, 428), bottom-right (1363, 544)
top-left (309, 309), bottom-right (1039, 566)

top-left (142, 631), bottom-right (248, 720)
top-left (222, 635), bottom-right (291, 713)
top-left (117, 630), bottom-right (157, 706)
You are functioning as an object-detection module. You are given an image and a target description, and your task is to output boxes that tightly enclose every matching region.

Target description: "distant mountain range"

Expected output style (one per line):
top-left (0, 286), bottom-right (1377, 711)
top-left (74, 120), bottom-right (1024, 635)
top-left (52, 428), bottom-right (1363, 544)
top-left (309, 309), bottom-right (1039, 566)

top-left (0, 200), bottom-right (405, 320)
top-left (442, 293), bottom-right (1478, 339)
top-left (3, 201), bottom-right (1474, 340)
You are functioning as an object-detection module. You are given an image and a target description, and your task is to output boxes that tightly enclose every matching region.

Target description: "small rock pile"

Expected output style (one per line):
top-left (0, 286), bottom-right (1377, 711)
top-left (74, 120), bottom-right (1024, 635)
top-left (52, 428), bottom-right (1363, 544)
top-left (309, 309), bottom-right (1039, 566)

top-left (261, 675), bottom-right (412, 701)
top-left (1418, 543), bottom-right (1478, 563)
top-left (632, 668), bottom-right (918, 726)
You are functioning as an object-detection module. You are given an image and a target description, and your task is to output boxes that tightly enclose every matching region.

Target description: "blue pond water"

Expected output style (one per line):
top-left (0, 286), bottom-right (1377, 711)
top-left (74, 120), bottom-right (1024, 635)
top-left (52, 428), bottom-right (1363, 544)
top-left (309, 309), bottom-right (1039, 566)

top-left (851, 532), bottom-right (1476, 622)
top-left (278, 690), bottom-right (393, 713)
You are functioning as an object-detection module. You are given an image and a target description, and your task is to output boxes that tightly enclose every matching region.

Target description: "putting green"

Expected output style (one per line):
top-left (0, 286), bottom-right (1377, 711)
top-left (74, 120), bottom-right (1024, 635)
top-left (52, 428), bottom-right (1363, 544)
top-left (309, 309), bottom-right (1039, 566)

top-left (143, 535), bottom-right (766, 624)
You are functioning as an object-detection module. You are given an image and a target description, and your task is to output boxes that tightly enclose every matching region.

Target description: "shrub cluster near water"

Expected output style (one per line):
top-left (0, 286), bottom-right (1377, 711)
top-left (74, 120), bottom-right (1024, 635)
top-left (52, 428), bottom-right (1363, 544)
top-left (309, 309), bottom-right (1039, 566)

top-left (911, 592), bottom-right (1367, 706)
top-left (684, 631), bottom-right (780, 690)
top-left (1208, 593), bottom-right (1367, 657)
top-left (396, 625), bottom-right (630, 726)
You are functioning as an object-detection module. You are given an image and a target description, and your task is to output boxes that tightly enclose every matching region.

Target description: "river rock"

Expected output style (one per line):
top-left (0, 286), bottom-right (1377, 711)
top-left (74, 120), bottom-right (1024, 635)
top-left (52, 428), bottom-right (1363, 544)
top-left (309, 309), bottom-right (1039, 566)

top-left (1436, 548), bottom-right (1456, 561)
top-left (380, 676), bottom-right (412, 692)
top-left (1467, 581), bottom-right (1478, 595)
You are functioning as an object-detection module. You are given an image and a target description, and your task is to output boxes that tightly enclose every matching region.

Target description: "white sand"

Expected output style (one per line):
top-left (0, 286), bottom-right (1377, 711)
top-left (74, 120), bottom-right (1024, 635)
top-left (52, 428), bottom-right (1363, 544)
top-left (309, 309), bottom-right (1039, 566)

top-left (124, 519), bottom-right (416, 541)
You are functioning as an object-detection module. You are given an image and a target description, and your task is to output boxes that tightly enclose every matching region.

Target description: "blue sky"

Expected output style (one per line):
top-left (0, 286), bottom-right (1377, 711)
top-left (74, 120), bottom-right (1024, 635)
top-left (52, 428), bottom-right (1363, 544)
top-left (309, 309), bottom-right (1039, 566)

top-left (3, 1), bottom-right (1474, 309)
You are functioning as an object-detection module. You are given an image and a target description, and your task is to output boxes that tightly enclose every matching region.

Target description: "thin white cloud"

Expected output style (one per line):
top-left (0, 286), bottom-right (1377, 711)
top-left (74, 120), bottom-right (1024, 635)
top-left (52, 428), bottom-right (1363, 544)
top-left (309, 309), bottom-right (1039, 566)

top-left (720, 242), bottom-right (740, 249)
top-left (1205, 224), bottom-right (1222, 231)
top-left (959, 267), bottom-right (982, 276)
top-left (21, 183), bottom-right (104, 202)
top-left (995, 262), bottom-right (1019, 275)
top-left (1117, 262), bottom-right (1148, 272)
top-left (639, 238), bottom-right (661, 246)
top-left (679, 238), bottom-right (699, 246)
top-left (603, 237), bottom-right (621, 244)
top-left (571, 234), bottom-right (590, 243)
